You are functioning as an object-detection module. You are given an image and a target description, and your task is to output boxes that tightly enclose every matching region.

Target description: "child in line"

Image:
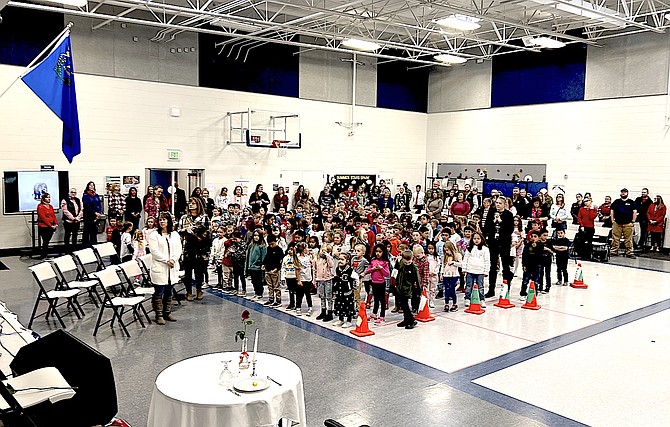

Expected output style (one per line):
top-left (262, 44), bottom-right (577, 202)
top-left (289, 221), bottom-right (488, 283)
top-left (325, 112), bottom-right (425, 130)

top-left (221, 230), bottom-right (235, 293)
top-left (281, 243), bottom-right (298, 310)
top-left (332, 252), bottom-right (357, 328)
top-left (210, 228), bottom-right (226, 289)
top-left (511, 216), bottom-right (524, 277)
top-left (395, 250), bottom-right (420, 330)
top-left (351, 244), bottom-right (370, 308)
top-left (263, 234), bottom-right (284, 307)
top-left (131, 229), bottom-right (146, 260)
top-left (315, 243), bottom-right (335, 321)
top-left (412, 245), bottom-right (429, 313)
top-left (440, 241), bottom-right (461, 312)
top-left (425, 242), bottom-right (439, 308)
top-left (520, 230), bottom-right (543, 299)
top-left (538, 230), bottom-right (554, 293)
top-left (462, 231), bottom-right (490, 307)
top-left (119, 221), bottom-right (134, 262)
top-left (552, 229), bottom-right (570, 286)
top-left (295, 242), bottom-right (314, 316)
top-left (365, 244), bottom-right (390, 324)
top-left (228, 231), bottom-right (247, 296)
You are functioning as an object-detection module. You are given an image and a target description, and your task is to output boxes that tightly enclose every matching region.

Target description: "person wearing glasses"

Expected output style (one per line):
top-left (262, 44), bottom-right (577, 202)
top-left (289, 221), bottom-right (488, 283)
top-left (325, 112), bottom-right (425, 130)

top-left (82, 181), bottom-right (102, 246)
top-left (36, 193), bottom-right (58, 259)
top-left (149, 212), bottom-right (182, 324)
top-left (178, 197), bottom-right (211, 301)
top-left (60, 188), bottom-right (83, 252)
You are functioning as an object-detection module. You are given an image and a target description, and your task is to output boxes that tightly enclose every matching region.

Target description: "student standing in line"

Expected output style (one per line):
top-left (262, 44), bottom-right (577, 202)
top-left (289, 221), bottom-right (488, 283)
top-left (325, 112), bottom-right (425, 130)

top-left (462, 231), bottom-right (490, 307)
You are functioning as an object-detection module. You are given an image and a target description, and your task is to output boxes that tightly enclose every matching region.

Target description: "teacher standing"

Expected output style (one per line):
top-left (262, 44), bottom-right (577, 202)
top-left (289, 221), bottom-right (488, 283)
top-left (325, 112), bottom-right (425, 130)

top-left (36, 193), bottom-right (58, 259)
top-left (60, 188), bottom-right (83, 253)
top-left (82, 181), bottom-right (102, 246)
top-left (149, 212), bottom-right (182, 325)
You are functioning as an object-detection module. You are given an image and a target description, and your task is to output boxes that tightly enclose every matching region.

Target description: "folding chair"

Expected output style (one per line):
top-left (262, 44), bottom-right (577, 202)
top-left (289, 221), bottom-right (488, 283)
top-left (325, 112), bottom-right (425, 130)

top-left (91, 267), bottom-right (149, 337)
top-left (72, 248), bottom-right (102, 277)
top-left (92, 242), bottom-right (119, 269)
top-left (117, 260), bottom-right (154, 314)
top-left (27, 263), bottom-right (83, 329)
top-left (51, 255), bottom-right (102, 308)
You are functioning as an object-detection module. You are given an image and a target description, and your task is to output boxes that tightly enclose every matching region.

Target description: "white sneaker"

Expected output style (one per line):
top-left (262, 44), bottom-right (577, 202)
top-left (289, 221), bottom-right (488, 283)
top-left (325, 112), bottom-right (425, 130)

top-left (428, 301), bottom-right (435, 309)
top-left (295, 308), bottom-right (302, 316)
top-left (306, 308), bottom-right (313, 317)
top-left (332, 320), bottom-right (344, 327)
top-left (464, 299), bottom-right (470, 307)
top-left (341, 322), bottom-right (351, 328)
top-left (237, 291), bottom-right (246, 297)
top-left (519, 295), bottom-right (527, 301)
top-left (480, 300), bottom-right (486, 308)
top-left (555, 281), bottom-right (562, 286)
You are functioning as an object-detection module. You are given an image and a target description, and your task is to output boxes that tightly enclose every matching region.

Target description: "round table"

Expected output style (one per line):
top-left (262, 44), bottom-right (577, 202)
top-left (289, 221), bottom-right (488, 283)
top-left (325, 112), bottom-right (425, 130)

top-left (147, 352), bottom-right (306, 427)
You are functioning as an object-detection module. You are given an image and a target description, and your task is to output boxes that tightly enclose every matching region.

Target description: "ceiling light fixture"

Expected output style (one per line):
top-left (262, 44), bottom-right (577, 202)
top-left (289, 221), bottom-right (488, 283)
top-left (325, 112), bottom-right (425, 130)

top-left (435, 14), bottom-right (481, 32)
top-left (341, 38), bottom-right (381, 51)
top-left (529, 37), bottom-right (566, 48)
top-left (434, 53), bottom-right (468, 64)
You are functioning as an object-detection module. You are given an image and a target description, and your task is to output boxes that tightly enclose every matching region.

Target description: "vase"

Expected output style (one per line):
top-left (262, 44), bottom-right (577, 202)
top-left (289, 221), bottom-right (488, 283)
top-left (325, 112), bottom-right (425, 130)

top-left (239, 337), bottom-right (250, 370)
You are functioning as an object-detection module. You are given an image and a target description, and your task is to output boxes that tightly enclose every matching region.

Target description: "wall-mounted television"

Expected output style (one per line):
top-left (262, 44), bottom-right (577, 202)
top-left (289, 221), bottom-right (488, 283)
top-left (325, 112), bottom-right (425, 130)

top-left (3, 171), bottom-right (70, 214)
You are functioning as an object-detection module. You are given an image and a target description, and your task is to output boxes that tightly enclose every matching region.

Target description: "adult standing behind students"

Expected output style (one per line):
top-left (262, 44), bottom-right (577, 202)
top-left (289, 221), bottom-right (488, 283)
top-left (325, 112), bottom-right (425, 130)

top-left (202, 189), bottom-right (215, 218)
top-left (60, 188), bottom-right (83, 253)
top-left (142, 185), bottom-right (154, 208)
top-left (36, 193), bottom-right (58, 259)
top-left (178, 197), bottom-right (211, 301)
top-left (273, 187), bottom-right (289, 212)
top-left (149, 212), bottom-right (182, 325)
top-left (215, 187), bottom-right (229, 212)
top-left (483, 196), bottom-right (514, 298)
top-left (173, 182), bottom-right (187, 220)
top-left (155, 185), bottom-right (170, 212)
top-left (231, 185), bottom-right (248, 209)
top-left (577, 197), bottom-right (598, 260)
top-left (413, 185), bottom-right (425, 214)
top-left (107, 183), bottom-right (125, 219)
top-left (249, 184), bottom-right (270, 214)
top-left (394, 186), bottom-right (411, 212)
top-left (610, 188), bottom-right (637, 258)
top-left (549, 194), bottom-right (569, 231)
top-left (647, 195), bottom-right (666, 252)
top-left (635, 188), bottom-right (653, 251)
top-left (124, 186), bottom-right (142, 231)
top-left (82, 181), bottom-right (102, 246)
top-left (598, 196), bottom-right (613, 227)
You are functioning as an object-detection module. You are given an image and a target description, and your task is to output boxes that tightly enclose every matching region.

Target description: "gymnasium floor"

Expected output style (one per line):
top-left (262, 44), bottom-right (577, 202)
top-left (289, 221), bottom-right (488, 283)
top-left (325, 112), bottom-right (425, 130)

top-left (1, 254), bottom-right (669, 427)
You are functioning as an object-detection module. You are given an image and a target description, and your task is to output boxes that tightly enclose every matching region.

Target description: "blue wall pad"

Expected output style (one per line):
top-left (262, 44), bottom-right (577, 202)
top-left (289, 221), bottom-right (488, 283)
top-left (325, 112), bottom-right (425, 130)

top-left (199, 33), bottom-right (299, 98)
top-left (491, 43), bottom-right (586, 108)
top-left (0, 9), bottom-right (65, 67)
top-left (377, 53), bottom-right (429, 113)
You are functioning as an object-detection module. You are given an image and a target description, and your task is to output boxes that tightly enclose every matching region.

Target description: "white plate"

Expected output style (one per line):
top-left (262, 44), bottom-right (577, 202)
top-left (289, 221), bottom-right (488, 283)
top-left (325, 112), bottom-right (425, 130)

top-left (233, 377), bottom-right (270, 392)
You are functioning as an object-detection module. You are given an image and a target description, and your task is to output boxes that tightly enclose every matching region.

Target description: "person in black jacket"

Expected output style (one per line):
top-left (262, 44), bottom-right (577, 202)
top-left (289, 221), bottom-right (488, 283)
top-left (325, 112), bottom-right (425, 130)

top-left (124, 186), bottom-right (143, 231)
top-left (483, 196), bottom-right (515, 298)
top-left (173, 182), bottom-right (187, 220)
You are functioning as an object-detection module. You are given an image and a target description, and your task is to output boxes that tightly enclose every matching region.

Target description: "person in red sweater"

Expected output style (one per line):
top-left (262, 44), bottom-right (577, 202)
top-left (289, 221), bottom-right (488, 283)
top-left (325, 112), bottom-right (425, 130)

top-left (577, 197), bottom-right (598, 260)
top-left (37, 193), bottom-right (58, 259)
top-left (647, 195), bottom-right (667, 252)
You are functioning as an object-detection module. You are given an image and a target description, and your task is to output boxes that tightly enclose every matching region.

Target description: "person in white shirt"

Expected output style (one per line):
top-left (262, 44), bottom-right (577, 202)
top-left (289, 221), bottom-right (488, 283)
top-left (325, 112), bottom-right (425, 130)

top-left (413, 184), bottom-right (425, 214)
top-left (149, 213), bottom-right (183, 325)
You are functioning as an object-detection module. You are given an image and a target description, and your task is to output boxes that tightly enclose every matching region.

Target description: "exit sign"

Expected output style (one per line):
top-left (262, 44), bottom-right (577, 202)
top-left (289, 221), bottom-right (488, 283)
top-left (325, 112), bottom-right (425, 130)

top-left (167, 149), bottom-right (182, 162)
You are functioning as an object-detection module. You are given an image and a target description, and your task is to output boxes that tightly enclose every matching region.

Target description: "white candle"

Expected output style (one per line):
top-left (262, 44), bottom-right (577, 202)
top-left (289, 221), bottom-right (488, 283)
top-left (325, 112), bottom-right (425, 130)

top-left (252, 329), bottom-right (259, 362)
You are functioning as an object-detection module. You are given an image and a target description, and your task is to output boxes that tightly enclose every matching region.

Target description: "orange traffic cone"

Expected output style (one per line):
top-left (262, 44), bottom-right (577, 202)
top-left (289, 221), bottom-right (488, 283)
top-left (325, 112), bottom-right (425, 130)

top-left (414, 288), bottom-right (436, 322)
top-left (464, 284), bottom-right (486, 314)
top-left (350, 301), bottom-right (375, 337)
top-left (494, 280), bottom-right (515, 309)
top-left (521, 281), bottom-right (541, 310)
top-left (570, 263), bottom-right (588, 289)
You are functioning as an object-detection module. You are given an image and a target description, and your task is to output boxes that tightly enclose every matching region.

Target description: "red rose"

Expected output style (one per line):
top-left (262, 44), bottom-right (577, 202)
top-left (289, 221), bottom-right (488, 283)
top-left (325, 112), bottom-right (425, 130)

top-left (241, 310), bottom-right (250, 320)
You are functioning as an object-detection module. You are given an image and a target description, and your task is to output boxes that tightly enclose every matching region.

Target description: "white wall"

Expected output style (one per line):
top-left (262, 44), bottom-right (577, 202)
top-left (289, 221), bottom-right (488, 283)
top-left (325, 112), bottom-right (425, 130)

top-left (0, 64), bottom-right (426, 248)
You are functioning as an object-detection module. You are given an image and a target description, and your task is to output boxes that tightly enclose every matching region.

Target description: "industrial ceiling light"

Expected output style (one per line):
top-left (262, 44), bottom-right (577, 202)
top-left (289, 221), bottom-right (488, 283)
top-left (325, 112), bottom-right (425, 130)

top-left (435, 14), bottom-right (481, 32)
top-left (529, 36), bottom-right (566, 48)
top-left (341, 38), bottom-right (381, 51)
top-left (434, 53), bottom-right (468, 64)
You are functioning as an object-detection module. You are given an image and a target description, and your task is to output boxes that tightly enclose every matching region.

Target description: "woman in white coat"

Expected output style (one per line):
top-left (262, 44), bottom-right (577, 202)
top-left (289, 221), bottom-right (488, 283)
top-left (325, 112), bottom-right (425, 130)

top-left (149, 212), bottom-right (182, 325)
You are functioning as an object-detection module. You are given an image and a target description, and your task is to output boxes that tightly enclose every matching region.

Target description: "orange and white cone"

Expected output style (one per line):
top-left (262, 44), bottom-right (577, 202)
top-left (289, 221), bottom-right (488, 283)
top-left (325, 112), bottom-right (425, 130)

top-left (414, 288), bottom-right (436, 322)
top-left (570, 263), bottom-right (588, 289)
top-left (521, 281), bottom-right (541, 310)
top-left (464, 284), bottom-right (486, 314)
top-left (494, 280), bottom-right (515, 309)
top-left (350, 301), bottom-right (375, 337)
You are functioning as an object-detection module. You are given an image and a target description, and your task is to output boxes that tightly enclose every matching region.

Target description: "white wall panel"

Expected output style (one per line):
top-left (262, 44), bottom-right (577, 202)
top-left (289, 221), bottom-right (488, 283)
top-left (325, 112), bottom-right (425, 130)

top-left (0, 64), bottom-right (425, 248)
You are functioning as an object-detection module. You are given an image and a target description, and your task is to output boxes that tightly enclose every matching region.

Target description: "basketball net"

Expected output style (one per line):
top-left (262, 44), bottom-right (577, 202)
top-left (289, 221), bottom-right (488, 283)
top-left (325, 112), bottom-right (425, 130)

top-left (272, 140), bottom-right (288, 158)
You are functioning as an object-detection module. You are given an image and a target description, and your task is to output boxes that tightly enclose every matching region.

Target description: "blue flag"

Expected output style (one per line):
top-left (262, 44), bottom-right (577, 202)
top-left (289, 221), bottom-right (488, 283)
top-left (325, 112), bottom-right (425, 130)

top-left (22, 33), bottom-right (81, 163)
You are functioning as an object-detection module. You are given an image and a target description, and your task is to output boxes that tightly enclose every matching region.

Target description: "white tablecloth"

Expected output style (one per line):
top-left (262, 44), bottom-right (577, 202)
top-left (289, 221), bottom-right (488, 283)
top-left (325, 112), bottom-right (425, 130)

top-left (147, 352), bottom-right (306, 427)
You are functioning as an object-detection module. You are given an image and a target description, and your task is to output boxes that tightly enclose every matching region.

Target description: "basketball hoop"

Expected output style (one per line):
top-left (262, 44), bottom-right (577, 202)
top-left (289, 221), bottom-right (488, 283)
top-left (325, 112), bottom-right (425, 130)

top-left (272, 140), bottom-right (289, 158)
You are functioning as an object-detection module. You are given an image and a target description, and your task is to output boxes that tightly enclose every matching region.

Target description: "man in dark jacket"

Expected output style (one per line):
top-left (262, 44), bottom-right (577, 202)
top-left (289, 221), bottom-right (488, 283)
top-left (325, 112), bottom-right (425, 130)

top-left (483, 196), bottom-right (515, 298)
top-left (173, 182), bottom-right (187, 220)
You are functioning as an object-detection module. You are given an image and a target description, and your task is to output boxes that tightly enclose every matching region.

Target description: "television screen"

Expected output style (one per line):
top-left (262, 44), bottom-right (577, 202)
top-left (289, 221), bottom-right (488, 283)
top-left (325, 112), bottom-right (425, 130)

top-left (18, 171), bottom-right (59, 212)
top-left (3, 171), bottom-right (69, 214)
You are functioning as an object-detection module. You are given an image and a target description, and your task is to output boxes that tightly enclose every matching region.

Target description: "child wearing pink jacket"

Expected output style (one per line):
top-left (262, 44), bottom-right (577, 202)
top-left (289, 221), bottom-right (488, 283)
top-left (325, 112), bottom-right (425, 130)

top-left (365, 243), bottom-right (391, 324)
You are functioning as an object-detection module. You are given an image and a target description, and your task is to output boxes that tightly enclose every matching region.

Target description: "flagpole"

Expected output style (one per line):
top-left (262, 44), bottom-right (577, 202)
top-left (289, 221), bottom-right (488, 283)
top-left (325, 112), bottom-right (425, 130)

top-left (0, 22), bottom-right (74, 100)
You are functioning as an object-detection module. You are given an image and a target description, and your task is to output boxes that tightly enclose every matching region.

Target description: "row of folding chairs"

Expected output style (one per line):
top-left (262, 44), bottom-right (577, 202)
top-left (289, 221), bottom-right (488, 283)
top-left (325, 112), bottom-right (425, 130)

top-left (27, 245), bottom-right (158, 337)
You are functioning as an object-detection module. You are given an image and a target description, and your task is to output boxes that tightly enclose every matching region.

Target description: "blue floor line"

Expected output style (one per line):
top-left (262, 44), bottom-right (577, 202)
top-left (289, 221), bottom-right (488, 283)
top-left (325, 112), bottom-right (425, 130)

top-left (206, 289), bottom-right (588, 426)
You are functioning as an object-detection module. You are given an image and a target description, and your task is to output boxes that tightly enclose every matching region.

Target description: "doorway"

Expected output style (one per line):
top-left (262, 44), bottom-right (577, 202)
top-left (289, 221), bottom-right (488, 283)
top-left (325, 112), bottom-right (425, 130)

top-left (145, 168), bottom-right (205, 215)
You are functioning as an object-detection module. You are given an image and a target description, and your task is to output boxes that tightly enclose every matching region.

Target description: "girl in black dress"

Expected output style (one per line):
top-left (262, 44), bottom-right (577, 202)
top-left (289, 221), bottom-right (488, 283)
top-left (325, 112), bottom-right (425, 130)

top-left (332, 252), bottom-right (356, 328)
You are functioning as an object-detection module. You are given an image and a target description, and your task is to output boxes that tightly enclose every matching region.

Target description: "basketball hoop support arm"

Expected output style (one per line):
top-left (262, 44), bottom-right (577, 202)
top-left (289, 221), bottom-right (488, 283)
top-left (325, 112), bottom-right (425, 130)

top-left (336, 53), bottom-right (363, 137)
